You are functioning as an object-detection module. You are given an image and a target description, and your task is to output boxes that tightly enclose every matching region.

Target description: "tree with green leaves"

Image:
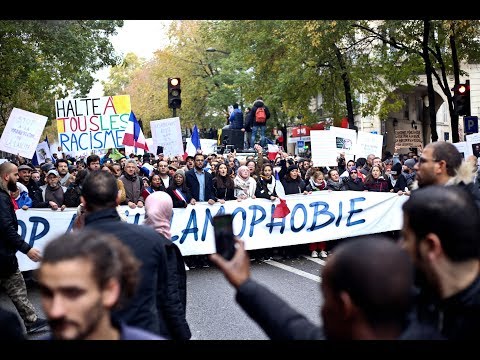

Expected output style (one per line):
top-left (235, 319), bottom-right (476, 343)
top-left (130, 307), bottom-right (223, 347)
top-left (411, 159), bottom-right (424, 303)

top-left (354, 19), bottom-right (480, 143)
top-left (0, 20), bottom-right (123, 134)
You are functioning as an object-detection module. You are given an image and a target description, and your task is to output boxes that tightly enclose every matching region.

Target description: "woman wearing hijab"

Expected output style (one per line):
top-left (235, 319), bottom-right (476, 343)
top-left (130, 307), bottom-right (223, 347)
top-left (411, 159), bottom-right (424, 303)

top-left (143, 191), bottom-right (192, 340)
top-left (234, 165), bottom-right (257, 201)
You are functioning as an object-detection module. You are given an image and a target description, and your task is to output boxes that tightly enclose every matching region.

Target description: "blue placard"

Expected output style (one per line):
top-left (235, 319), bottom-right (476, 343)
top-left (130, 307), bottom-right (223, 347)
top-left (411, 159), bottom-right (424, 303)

top-left (464, 116), bottom-right (478, 134)
top-left (297, 140), bottom-right (305, 148)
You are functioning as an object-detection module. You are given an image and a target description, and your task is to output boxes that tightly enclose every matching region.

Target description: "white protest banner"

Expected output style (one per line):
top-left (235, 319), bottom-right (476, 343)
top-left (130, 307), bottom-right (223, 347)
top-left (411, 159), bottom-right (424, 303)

top-left (0, 108), bottom-right (48, 158)
top-left (16, 191), bottom-right (407, 271)
top-left (356, 130), bottom-right (384, 159)
top-left (150, 117), bottom-right (184, 157)
top-left (330, 126), bottom-right (357, 159)
top-left (56, 95), bottom-right (131, 152)
top-left (310, 130), bottom-right (337, 167)
top-left (453, 141), bottom-right (468, 160)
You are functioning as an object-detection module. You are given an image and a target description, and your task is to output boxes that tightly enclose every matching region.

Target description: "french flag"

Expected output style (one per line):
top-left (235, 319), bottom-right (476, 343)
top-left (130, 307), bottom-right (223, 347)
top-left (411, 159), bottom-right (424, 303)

top-left (122, 111), bottom-right (149, 151)
top-left (272, 170), bottom-right (290, 218)
top-left (183, 125), bottom-right (202, 160)
top-left (267, 144), bottom-right (279, 161)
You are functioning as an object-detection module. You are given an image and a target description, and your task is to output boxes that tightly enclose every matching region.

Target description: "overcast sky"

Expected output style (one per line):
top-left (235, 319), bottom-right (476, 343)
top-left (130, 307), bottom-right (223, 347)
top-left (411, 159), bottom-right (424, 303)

top-left (89, 20), bottom-right (172, 97)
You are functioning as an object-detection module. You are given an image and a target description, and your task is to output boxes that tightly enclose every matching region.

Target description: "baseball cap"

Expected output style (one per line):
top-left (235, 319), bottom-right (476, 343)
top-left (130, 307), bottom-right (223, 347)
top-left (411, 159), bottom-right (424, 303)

top-left (349, 166), bottom-right (357, 173)
top-left (47, 169), bottom-right (59, 177)
top-left (18, 164), bottom-right (33, 171)
top-left (390, 163), bottom-right (403, 175)
top-left (404, 159), bottom-right (416, 170)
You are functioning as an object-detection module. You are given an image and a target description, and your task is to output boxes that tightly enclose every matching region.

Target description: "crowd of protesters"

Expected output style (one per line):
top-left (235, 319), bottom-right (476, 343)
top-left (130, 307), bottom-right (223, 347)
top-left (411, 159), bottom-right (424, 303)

top-left (2, 138), bottom-right (480, 340)
top-left (5, 142), bottom-right (480, 262)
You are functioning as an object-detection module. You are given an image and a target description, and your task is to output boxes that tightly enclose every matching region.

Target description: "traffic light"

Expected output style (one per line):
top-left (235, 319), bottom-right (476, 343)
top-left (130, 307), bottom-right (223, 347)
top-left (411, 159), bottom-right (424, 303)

top-left (453, 81), bottom-right (471, 116)
top-left (168, 77), bottom-right (181, 109)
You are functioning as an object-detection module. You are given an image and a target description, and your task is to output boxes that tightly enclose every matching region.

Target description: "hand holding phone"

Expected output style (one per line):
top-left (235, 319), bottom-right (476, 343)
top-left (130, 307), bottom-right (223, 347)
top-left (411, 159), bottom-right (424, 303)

top-left (213, 214), bottom-right (236, 260)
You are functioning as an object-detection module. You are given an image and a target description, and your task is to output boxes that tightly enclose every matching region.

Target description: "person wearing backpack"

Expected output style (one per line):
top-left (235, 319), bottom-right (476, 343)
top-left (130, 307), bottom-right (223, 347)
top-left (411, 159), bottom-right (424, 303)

top-left (249, 97), bottom-right (271, 148)
top-left (223, 103), bottom-right (244, 130)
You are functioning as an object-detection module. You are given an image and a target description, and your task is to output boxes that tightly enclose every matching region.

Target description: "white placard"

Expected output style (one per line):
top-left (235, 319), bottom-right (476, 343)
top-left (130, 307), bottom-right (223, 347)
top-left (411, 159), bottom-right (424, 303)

top-left (310, 130), bottom-right (337, 167)
top-left (329, 126), bottom-right (357, 159)
top-left (356, 130), bottom-right (384, 159)
top-left (453, 141), bottom-right (467, 159)
top-left (0, 108), bottom-right (48, 158)
top-left (466, 133), bottom-right (480, 158)
top-left (150, 117), bottom-right (184, 157)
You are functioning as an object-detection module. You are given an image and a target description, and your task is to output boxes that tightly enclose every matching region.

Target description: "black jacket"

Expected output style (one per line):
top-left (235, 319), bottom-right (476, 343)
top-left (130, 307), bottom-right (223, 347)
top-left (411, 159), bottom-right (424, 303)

top-left (236, 278), bottom-right (443, 340)
top-left (255, 177), bottom-right (278, 199)
top-left (162, 238), bottom-right (191, 340)
top-left (248, 99), bottom-right (271, 127)
top-left (388, 173), bottom-right (408, 193)
top-left (23, 178), bottom-right (48, 208)
top-left (281, 177), bottom-right (306, 195)
top-left (85, 208), bottom-right (190, 339)
top-left (343, 178), bottom-right (366, 191)
top-left (0, 188), bottom-right (32, 278)
top-left (166, 187), bottom-right (194, 208)
top-left (212, 176), bottom-right (236, 201)
top-left (185, 168), bottom-right (216, 202)
top-left (413, 275), bottom-right (480, 339)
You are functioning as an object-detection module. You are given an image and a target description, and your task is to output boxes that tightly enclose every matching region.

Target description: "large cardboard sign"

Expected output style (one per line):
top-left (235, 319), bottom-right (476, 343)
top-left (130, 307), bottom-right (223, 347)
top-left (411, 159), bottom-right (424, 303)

top-left (394, 130), bottom-right (423, 151)
top-left (56, 95), bottom-right (131, 152)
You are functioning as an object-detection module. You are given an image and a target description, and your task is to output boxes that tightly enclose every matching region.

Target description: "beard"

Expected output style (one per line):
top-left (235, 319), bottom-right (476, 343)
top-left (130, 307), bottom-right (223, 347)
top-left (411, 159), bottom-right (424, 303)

top-left (413, 267), bottom-right (430, 290)
top-left (7, 177), bottom-right (18, 192)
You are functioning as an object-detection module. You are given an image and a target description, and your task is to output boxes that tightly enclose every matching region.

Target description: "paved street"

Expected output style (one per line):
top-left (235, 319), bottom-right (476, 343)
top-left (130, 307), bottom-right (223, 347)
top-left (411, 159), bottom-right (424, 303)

top-left (1, 254), bottom-right (324, 340)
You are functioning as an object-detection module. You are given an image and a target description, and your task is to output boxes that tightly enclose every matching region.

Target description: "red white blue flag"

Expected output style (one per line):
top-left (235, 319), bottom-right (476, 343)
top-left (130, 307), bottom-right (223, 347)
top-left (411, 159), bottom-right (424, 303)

top-left (122, 111), bottom-right (149, 151)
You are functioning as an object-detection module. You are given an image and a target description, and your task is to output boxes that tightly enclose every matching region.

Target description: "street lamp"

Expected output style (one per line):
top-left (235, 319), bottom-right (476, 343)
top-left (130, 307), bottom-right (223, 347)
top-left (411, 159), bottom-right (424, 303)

top-left (206, 47), bottom-right (231, 55)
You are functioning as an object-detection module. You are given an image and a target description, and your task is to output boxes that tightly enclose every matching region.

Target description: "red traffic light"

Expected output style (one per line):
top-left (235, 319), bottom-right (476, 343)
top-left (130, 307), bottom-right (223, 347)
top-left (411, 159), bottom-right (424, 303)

top-left (458, 84), bottom-right (467, 94)
top-left (169, 78), bottom-right (180, 87)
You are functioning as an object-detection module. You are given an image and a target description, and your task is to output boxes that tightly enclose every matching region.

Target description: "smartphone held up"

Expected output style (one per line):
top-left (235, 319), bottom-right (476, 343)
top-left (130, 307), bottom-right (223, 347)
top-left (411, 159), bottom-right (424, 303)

top-left (213, 214), bottom-right (236, 260)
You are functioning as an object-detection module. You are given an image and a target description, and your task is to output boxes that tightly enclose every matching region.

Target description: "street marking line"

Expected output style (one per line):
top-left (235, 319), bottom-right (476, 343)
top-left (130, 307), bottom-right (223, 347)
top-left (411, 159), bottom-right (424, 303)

top-left (301, 255), bottom-right (326, 266)
top-left (263, 260), bottom-right (321, 283)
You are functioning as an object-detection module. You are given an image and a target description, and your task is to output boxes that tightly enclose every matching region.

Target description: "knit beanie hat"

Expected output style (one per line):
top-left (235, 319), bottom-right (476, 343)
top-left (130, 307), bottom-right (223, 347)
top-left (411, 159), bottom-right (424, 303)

top-left (175, 169), bottom-right (185, 178)
top-left (404, 159), bottom-right (416, 170)
top-left (287, 164), bottom-right (299, 173)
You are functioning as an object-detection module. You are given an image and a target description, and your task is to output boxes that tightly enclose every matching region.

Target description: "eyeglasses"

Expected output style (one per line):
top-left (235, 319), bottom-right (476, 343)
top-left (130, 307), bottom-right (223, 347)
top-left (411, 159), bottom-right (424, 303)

top-left (418, 157), bottom-right (440, 165)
